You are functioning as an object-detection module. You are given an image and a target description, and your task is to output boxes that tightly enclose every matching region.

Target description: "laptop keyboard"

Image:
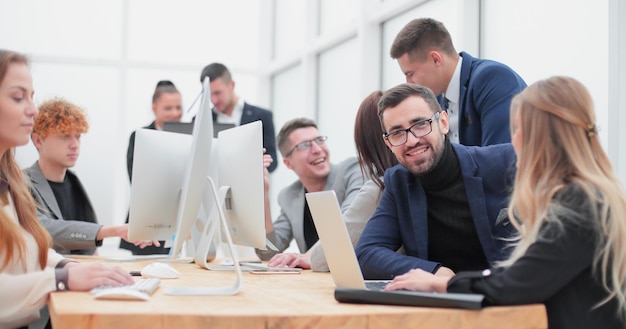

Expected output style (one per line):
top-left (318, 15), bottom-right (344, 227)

top-left (365, 280), bottom-right (390, 290)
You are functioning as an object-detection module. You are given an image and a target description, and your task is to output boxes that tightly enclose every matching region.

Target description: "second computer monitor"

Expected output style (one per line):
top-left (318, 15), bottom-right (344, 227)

top-left (127, 129), bottom-right (191, 241)
top-left (217, 120), bottom-right (266, 249)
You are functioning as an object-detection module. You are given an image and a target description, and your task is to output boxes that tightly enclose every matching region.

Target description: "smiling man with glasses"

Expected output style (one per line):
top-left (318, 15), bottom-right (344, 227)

top-left (256, 118), bottom-right (364, 268)
top-left (355, 83), bottom-right (518, 280)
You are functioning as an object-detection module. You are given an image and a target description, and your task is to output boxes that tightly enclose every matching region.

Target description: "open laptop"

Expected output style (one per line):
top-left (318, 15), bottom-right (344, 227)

top-left (305, 190), bottom-right (485, 309)
top-left (305, 190), bottom-right (390, 290)
top-left (163, 122), bottom-right (194, 135)
top-left (163, 122), bottom-right (235, 138)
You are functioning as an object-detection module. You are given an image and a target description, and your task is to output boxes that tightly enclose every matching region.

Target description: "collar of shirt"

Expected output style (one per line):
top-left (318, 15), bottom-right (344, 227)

top-left (443, 55), bottom-right (463, 105)
top-left (215, 98), bottom-right (244, 126)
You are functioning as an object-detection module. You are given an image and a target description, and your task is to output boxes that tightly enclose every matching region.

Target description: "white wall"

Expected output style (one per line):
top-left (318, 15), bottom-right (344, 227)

top-left (482, 0), bottom-right (610, 148)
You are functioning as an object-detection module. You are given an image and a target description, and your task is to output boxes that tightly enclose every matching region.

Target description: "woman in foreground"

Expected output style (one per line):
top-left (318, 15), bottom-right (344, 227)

top-left (385, 76), bottom-right (626, 329)
top-left (0, 49), bottom-right (133, 329)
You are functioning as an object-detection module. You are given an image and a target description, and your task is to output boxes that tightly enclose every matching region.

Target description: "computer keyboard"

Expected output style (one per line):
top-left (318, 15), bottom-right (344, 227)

top-left (91, 278), bottom-right (161, 301)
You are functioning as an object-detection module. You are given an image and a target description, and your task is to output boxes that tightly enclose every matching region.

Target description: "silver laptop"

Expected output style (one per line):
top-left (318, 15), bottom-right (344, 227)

top-left (305, 190), bottom-right (390, 290)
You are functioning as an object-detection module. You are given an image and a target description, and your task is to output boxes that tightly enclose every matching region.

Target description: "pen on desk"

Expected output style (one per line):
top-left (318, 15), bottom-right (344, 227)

top-left (129, 270), bottom-right (142, 276)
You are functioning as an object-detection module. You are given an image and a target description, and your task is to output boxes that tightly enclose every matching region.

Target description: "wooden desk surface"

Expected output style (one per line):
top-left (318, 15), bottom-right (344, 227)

top-left (49, 257), bottom-right (547, 329)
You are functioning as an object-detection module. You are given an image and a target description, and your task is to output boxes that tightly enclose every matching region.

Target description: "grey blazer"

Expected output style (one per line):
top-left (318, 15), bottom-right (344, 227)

top-left (25, 162), bottom-right (101, 254)
top-left (257, 157), bottom-right (364, 260)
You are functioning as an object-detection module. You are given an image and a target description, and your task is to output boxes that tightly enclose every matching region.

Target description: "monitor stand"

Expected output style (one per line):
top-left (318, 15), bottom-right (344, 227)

top-left (163, 177), bottom-right (243, 296)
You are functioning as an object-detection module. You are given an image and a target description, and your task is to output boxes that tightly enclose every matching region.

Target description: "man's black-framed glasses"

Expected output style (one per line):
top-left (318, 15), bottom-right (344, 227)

top-left (285, 136), bottom-right (328, 157)
top-left (384, 112), bottom-right (440, 147)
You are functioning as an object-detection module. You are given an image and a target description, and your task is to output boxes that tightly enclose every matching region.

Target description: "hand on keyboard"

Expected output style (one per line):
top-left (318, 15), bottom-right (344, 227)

top-left (91, 278), bottom-right (161, 301)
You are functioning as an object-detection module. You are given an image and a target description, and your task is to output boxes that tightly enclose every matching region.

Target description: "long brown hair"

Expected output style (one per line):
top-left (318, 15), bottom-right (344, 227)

top-left (0, 49), bottom-right (51, 270)
top-left (506, 76), bottom-right (626, 317)
top-left (354, 91), bottom-right (398, 189)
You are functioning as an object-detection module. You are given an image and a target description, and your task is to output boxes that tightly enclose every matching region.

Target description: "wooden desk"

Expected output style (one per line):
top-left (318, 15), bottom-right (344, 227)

top-left (49, 257), bottom-right (547, 329)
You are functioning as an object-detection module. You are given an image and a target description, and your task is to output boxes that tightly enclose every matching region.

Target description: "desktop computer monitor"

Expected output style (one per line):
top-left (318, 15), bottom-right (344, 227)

top-left (127, 129), bottom-right (191, 241)
top-left (217, 120), bottom-right (266, 249)
top-left (168, 120), bottom-right (267, 262)
top-left (168, 77), bottom-right (215, 260)
top-left (163, 81), bottom-right (265, 296)
top-left (128, 77), bottom-right (216, 259)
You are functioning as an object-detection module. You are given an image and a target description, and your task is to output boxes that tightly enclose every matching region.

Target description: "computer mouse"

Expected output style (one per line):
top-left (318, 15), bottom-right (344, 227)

top-left (140, 262), bottom-right (180, 279)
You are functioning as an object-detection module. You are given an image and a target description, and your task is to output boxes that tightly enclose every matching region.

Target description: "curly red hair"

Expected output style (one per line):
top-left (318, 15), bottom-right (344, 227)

top-left (33, 98), bottom-right (89, 138)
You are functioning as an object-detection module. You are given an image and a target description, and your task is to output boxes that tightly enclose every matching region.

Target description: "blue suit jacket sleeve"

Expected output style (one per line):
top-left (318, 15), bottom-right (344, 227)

top-left (459, 52), bottom-right (526, 146)
top-left (356, 167), bottom-right (441, 280)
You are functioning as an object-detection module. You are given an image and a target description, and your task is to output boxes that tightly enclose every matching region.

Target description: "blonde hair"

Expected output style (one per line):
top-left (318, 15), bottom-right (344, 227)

top-left (0, 49), bottom-right (51, 270)
top-left (505, 76), bottom-right (626, 317)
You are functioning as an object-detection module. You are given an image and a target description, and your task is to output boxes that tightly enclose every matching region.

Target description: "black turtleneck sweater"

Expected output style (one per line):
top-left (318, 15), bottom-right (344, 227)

top-left (416, 139), bottom-right (489, 272)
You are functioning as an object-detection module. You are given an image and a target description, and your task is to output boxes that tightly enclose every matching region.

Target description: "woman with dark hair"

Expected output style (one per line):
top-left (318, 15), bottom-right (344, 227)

top-left (126, 80), bottom-right (182, 181)
top-left (309, 91), bottom-right (399, 271)
top-left (0, 48), bottom-right (133, 329)
top-left (121, 80), bottom-right (182, 255)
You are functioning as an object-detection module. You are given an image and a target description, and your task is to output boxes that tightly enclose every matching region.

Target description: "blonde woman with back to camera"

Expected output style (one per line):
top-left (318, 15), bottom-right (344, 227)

top-left (383, 76), bottom-right (626, 329)
top-left (0, 49), bottom-right (134, 329)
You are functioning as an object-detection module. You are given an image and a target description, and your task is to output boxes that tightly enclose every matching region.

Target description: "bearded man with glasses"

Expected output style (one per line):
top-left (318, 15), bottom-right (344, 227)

top-left (256, 118), bottom-right (364, 268)
top-left (356, 83), bottom-right (517, 280)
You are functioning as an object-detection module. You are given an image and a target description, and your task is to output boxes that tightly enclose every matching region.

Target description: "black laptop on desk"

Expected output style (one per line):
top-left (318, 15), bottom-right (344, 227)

top-left (163, 122), bottom-right (194, 135)
top-left (334, 287), bottom-right (485, 310)
top-left (163, 122), bottom-right (236, 138)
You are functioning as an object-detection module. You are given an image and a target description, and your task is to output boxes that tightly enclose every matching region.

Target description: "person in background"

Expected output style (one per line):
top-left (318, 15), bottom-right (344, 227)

top-left (390, 17), bottom-right (526, 145)
top-left (256, 118), bottom-right (364, 267)
top-left (309, 91), bottom-right (399, 272)
top-left (121, 80), bottom-right (182, 255)
top-left (0, 48), bottom-right (134, 329)
top-left (126, 80), bottom-right (182, 181)
top-left (384, 76), bottom-right (626, 329)
top-left (356, 83), bottom-right (517, 280)
top-left (199, 62), bottom-right (278, 172)
top-left (25, 98), bottom-right (155, 255)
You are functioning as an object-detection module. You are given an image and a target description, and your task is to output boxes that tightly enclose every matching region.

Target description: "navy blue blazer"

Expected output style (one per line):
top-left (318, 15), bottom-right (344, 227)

top-left (356, 143), bottom-right (517, 280)
top-left (212, 102), bottom-right (278, 172)
top-left (444, 52), bottom-right (526, 146)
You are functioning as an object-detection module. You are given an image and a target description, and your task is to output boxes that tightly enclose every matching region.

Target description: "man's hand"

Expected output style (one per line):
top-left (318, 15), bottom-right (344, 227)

top-left (384, 268), bottom-right (451, 293)
top-left (267, 253), bottom-right (311, 269)
top-left (98, 225), bottom-right (160, 249)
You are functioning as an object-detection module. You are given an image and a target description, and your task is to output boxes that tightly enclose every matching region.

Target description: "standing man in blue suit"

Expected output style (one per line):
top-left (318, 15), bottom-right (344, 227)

top-left (355, 84), bottom-right (517, 280)
top-left (390, 17), bottom-right (526, 146)
top-left (200, 63), bottom-right (278, 172)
